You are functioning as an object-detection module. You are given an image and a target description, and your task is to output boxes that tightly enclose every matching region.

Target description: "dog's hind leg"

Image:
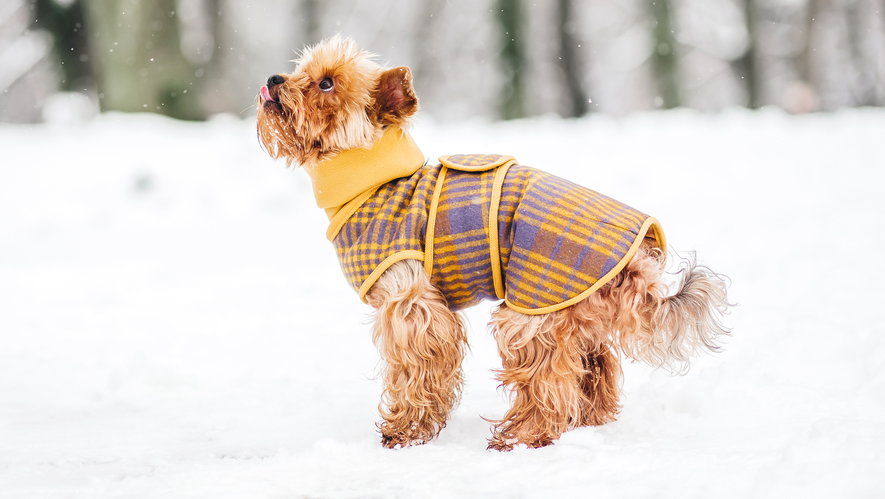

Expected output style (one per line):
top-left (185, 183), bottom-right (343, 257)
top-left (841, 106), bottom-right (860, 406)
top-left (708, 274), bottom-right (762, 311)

top-left (542, 297), bottom-right (623, 428)
top-left (366, 259), bottom-right (467, 448)
top-left (577, 346), bottom-right (621, 426)
top-left (487, 304), bottom-right (596, 450)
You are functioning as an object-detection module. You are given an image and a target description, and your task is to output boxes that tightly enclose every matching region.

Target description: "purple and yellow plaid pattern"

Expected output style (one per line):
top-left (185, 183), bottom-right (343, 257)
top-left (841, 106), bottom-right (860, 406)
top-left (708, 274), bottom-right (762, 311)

top-left (331, 154), bottom-right (664, 313)
top-left (332, 164), bottom-right (440, 295)
top-left (426, 167), bottom-right (499, 309)
top-left (496, 165), bottom-right (662, 312)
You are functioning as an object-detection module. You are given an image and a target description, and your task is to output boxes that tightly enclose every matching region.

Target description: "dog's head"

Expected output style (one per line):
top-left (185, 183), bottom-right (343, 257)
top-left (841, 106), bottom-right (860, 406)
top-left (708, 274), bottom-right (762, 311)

top-left (256, 36), bottom-right (418, 166)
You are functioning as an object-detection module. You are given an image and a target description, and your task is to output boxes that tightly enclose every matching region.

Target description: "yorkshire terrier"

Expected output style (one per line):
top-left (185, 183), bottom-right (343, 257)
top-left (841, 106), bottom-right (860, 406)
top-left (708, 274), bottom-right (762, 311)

top-left (256, 37), bottom-right (730, 451)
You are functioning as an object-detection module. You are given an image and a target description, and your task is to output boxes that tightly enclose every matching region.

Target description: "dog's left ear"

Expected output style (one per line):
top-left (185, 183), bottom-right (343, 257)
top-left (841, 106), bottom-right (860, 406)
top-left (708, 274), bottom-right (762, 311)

top-left (373, 66), bottom-right (418, 126)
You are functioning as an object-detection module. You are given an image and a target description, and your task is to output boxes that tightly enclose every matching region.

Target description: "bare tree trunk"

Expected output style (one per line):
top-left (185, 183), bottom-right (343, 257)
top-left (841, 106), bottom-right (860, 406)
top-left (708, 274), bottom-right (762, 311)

top-left (732, 0), bottom-right (760, 108)
top-left (845, 0), bottom-right (877, 106)
top-left (300, 0), bottom-right (321, 43)
top-left (83, 0), bottom-right (204, 120)
top-left (876, 0), bottom-right (885, 105)
top-left (649, 0), bottom-right (681, 108)
top-left (207, 0), bottom-right (225, 56)
top-left (197, 0), bottom-right (235, 115)
top-left (556, 0), bottom-right (588, 117)
top-left (34, 0), bottom-right (93, 92)
top-left (0, 0), bottom-right (56, 122)
top-left (796, 0), bottom-right (822, 111)
top-left (414, 0), bottom-right (443, 82)
top-left (497, 0), bottom-right (526, 120)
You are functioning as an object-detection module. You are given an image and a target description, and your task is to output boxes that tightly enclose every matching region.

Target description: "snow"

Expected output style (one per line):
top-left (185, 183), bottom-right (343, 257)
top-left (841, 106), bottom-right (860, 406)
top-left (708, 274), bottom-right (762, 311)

top-left (1, 109), bottom-right (884, 498)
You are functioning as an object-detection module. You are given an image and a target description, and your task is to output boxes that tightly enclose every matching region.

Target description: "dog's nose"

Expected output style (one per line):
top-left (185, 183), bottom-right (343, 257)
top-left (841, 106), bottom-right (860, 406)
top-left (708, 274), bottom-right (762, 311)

top-left (267, 75), bottom-right (285, 88)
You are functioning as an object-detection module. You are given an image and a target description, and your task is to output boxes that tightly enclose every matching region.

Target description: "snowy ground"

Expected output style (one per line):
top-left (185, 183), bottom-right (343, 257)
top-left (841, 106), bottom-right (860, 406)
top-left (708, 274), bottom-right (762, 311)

top-left (1, 109), bottom-right (883, 498)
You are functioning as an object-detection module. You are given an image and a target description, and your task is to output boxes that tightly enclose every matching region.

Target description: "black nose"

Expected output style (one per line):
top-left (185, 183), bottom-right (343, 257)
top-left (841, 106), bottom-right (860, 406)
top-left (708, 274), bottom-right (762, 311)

top-left (267, 75), bottom-right (285, 87)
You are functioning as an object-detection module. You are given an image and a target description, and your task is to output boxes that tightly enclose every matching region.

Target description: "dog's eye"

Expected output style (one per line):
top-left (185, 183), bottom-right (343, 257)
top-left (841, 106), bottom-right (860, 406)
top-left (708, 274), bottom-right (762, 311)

top-left (318, 77), bottom-right (334, 92)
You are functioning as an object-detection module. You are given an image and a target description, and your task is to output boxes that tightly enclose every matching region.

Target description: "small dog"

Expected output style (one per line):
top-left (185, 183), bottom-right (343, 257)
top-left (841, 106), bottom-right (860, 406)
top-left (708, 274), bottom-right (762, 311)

top-left (256, 37), bottom-right (729, 451)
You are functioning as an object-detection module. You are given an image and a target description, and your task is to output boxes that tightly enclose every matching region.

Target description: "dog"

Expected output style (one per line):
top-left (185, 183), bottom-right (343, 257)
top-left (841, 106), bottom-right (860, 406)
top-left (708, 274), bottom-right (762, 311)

top-left (256, 36), bottom-right (730, 451)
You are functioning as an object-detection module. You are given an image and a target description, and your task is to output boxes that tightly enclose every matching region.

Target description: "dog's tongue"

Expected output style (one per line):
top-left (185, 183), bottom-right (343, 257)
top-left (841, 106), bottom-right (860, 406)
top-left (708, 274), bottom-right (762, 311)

top-left (259, 85), bottom-right (274, 102)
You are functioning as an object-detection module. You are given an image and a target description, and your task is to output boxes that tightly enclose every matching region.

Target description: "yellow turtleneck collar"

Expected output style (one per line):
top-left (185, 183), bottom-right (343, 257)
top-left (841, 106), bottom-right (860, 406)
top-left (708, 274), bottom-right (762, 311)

top-left (303, 126), bottom-right (425, 240)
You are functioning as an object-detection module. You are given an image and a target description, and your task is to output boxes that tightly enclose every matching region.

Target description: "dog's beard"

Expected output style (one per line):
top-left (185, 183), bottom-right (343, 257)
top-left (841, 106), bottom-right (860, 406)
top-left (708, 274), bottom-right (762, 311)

top-left (257, 101), bottom-right (380, 167)
top-left (257, 106), bottom-right (305, 165)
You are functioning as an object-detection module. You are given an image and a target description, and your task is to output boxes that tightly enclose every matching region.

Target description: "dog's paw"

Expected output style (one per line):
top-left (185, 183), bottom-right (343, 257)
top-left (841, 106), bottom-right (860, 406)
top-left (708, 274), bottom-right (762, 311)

top-left (486, 437), bottom-right (516, 452)
top-left (378, 419), bottom-right (440, 449)
top-left (487, 434), bottom-right (554, 451)
top-left (380, 433), bottom-right (427, 449)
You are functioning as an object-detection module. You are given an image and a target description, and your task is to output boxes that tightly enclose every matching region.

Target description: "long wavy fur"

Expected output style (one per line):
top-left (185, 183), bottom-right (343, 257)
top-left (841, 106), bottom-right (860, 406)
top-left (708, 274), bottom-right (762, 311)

top-left (365, 260), bottom-right (467, 448)
top-left (256, 36), bottom-right (732, 450)
top-left (603, 246), bottom-right (731, 374)
top-left (487, 245), bottom-right (730, 449)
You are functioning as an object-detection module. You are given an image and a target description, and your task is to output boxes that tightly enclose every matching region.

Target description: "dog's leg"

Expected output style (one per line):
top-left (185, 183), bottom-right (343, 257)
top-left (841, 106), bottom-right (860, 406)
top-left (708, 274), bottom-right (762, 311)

top-left (577, 346), bottom-right (621, 426)
top-left (536, 296), bottom-right (623, 428)
top-left (488, 305), bottom-right (593, 450)
top-left (365, 259), bottom-right (466, 448)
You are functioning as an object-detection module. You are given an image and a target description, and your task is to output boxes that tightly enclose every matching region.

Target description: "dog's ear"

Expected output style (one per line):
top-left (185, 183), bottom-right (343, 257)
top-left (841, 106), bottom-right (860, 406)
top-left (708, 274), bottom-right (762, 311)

top-left (373, 66), bottom-right (418, 126)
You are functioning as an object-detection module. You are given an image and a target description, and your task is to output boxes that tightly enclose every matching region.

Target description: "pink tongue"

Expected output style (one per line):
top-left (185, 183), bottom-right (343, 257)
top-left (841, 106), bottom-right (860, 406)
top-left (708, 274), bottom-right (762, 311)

top-left (259, 85), bottom-right (273, 102)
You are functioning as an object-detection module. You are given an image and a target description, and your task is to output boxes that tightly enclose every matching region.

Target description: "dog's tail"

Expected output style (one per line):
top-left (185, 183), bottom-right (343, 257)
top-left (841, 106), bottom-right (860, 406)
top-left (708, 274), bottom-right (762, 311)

top-left (614, 248), bottom-right (731, 374)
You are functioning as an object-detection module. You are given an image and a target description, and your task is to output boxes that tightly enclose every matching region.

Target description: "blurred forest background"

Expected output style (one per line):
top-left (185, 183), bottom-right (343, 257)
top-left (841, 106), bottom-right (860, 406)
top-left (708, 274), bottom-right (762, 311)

top-left (1, 0), bottom-right (884, 123)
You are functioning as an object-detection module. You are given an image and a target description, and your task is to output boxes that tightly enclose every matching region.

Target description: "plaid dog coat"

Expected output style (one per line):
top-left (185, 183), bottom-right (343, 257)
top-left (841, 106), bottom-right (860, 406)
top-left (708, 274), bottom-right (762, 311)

top-left (306, 127), bottom-right (665, 315)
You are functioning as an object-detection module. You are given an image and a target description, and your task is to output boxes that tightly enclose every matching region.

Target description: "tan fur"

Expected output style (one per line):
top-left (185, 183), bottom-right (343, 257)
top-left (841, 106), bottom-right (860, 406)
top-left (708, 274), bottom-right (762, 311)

top-left (487, 245), bottom-right (728, 450)
top-left (366, 259), bottom-right (467, 448)
top-left (487, 302), bottom-right (619, 450)
top-left (257, 36), bottom-right (384, 167)
top-left (255, 37), bottom-right (731, 451)
top-left (373, 67), bottom-right (419, 127)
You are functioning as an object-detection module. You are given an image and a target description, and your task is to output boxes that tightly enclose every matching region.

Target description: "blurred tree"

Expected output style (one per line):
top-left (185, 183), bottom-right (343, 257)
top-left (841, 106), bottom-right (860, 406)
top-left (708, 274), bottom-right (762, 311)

top-left (414, 0), bottom-right (444, 88)
top-left (797, 0), bottom-right (822, 111)
top-left (83, 0), bottom-right (204, 120)
top-left (4, 0), bottom-right (883, 122)
top-left (649, 0), bottom-right (681, 108)
top-left (301, 0), bottom-right (321, 43)
top-left (556, 0), bottom-right (588, 117)
top-left (496, 0), bottom-right (526, 119)
top-left (845, 0), bottom-right (881, 106)
top-left (0, 0), bottom-right (56, 122)
top-left (732, 0), bottom-right (760, 108)
top-left (194, 0), bottom-right (233, 115)
top-left (33, 0), bottom-right (92, 92)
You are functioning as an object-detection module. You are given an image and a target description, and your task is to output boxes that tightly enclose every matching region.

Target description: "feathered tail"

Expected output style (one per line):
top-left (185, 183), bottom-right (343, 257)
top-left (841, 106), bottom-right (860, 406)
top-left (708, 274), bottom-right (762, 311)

top-left (612, 248), bottom-right (731, 374)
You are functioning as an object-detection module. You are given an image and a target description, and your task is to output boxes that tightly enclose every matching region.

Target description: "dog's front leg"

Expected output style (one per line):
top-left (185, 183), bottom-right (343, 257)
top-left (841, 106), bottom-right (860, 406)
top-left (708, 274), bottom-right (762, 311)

top-left (365, 260), bottom-right (467, 448)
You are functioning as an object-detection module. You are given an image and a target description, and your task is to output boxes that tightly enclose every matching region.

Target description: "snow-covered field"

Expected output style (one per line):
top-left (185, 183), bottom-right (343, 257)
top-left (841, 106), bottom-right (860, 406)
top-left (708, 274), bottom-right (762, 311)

top-left (1, 110), bottom-right (883, 498)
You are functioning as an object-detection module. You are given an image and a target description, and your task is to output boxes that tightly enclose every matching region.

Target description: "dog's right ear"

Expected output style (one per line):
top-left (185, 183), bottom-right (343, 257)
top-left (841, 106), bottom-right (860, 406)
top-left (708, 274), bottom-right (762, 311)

top-left (373, 66), bottom-right (418, 126)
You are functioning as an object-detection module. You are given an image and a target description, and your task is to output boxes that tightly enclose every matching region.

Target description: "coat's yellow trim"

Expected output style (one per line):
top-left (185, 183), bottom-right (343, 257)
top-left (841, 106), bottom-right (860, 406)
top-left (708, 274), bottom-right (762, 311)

top-left (488, 161), bottom-right (514, 299)
top-left (503, 217), bottom-right (665, 315)
top-left (326, 188), bottom-right (377, 241)
top-left (648, 220), bottom-right (667, 253)
top-left (423, 167), bottom-right (449, 275)
top-left (358, 250), bottom-right (426, 303)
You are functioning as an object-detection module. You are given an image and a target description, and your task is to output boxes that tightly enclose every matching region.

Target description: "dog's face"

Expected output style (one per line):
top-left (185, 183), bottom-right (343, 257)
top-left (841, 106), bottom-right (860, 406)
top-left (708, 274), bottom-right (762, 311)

top-left (257, 37), bottom-right (418, 166)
